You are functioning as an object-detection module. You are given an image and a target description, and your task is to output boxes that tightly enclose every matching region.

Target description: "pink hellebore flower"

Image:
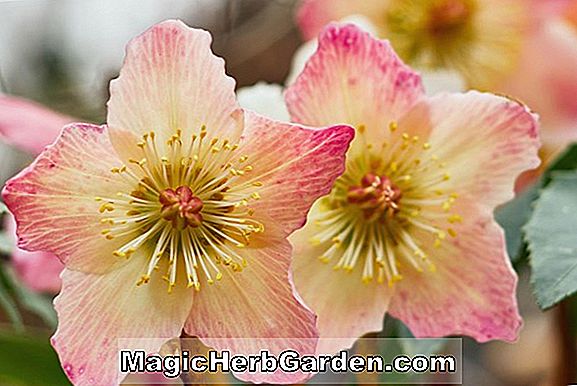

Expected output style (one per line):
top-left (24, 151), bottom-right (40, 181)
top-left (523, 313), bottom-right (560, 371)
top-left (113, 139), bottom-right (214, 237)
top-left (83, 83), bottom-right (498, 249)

top-left (0, 95), bottom-right (74, 292)
top-left (296, 0), bottom-right (577, 160)
top-left (3, 20), bottom-right (354, 385)
top-left (285, 24), bottom-right (540, 353)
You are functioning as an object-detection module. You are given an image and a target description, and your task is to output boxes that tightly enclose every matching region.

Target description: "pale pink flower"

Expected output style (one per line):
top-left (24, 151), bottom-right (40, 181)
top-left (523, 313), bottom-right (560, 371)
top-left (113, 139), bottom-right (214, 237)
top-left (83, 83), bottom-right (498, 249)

top-left (296, 0), bottom-right (576, 161)
top-left (0, 95), bottom-right (74, 292)
top-left (3, 20), bottom-right (354, 385)
top-left (0, 95), bottom-right (74, 154)
top-left (285, 24), bottom-right (540, 353)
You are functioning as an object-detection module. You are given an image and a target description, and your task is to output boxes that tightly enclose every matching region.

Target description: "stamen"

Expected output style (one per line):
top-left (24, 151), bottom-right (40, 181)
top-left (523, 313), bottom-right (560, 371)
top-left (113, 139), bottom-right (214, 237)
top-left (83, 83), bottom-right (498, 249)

top-left (97, 128), bottom-right (264, 292)
top-left (309, 121), bottom-right (462, 285)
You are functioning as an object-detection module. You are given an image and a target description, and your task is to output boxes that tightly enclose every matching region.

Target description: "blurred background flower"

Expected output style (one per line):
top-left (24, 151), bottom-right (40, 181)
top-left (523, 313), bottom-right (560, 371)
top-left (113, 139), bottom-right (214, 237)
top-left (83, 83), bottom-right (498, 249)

top-left (0, 1), bottom-right (574, 385)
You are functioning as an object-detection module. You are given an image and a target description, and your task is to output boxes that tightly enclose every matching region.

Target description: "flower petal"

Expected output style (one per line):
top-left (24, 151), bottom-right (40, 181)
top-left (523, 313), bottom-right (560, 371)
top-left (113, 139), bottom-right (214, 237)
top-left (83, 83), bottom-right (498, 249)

top-left (2, 123), bottom-right (132, 274)
top-left (12, 248), bottom-right (63, 293)
top-left (408, 91), bottom-right (540, 209)
top-left (184, 234), bottom-right (318, 384)
top-left (285, 23), bottom-right (423, 148)
top-left (107, 20), bottom-right (243, 161)
top-left (388, 202), bottom-right (522, 342)
top-left (290, 206), bottom-right (392, 354)
top-left (297, 0), bottom-right (387, 40)
top-left (0, 95), bottom-right (74, 154)
top-left (500, 20), bottom-right (577, 150)
top-left (238, 111), bottom-right (354, 236)
top-left (286, 15), bottom-right (379, 86)
top-left (52, 255), bottom-right (193, 386)
top-left (5, 214), bottom-right (63, 293)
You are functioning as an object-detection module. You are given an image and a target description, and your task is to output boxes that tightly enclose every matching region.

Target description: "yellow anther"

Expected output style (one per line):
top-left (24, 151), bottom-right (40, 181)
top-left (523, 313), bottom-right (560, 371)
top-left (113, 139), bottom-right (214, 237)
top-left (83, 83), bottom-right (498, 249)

top-left (428, 263), bottom-right (437, 273)
top-left (244, 165), bottom-right (253, 172)
top-left (433, 239), bottom-right (442, 248)
top-left (357, 124), bottom-right (366, 134)
top-left (250, 192), bottom-right (261, 200)
top-left (423, 143), bottom-right (431, 150)
top-left (442, 173), bottom-right (451, 181)
top-left (216, 272), bottom-right (223, 281)
top-left (389, 121), bottom-right (398, 132)
top-left (309, 237), bottom-right (321, 245)
top-left (136, 275), bottom-right (150, 286)
top-left (319, 256), bottom-right (330, 263)
top-left (252, 181), bottom-right (263, 187)
top-left (448, 214), bottom-right (463, 223)
top-left (448, 228), bottom-right (457, 238)
top-left (402, 133), bottom-right (410, 141)
top-left (239, 155), bottom-right (249, 163)
top-left (390, 162), bottom-right (398, 172)
top-left (99, 203), bottom-right (114, 213)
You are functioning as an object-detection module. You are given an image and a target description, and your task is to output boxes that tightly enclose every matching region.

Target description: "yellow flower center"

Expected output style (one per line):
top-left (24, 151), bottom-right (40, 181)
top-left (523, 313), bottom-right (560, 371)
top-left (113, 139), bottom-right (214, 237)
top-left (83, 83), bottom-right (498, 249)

top-left (310, 123), bottom-right (462, 286)
top-left (96, 127), bottom-right (264, 292)
top-left (384, 0), bottom-right (527, 88)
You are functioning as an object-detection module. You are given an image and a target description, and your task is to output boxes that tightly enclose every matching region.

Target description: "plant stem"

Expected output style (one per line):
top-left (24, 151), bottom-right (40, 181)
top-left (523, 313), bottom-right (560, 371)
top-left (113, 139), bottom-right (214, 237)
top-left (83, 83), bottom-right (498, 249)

top-left (553, 300), bottom-right (577, 385)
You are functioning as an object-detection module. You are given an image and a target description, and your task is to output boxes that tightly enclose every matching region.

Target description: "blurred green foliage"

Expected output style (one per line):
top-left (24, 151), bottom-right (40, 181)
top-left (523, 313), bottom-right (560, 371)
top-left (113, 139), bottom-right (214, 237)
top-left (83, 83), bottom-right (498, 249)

top-left (0, 331), bottom-right (69, 385)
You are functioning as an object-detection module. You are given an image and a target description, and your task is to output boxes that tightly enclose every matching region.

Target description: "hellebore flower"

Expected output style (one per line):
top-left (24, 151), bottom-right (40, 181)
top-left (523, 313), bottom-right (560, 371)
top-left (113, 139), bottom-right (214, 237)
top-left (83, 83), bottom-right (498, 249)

top-left (0, 95), bottom-right (74, 292)
top-left (296, 0), bottom-right (577, 162)
top-left (3, 20), bottom-right (354, 385)
top-left (285, 24), bottom-right (540, 353)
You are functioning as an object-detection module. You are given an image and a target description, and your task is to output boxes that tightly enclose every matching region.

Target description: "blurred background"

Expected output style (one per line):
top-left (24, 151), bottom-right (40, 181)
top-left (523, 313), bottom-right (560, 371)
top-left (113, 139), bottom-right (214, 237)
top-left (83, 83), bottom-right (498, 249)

top-left (0, 1), bottom-right (570, 385)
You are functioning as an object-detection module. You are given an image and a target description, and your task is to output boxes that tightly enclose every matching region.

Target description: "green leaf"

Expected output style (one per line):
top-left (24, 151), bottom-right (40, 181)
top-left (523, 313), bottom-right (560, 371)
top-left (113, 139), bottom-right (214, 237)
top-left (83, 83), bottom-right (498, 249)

top-left (0, 233), bottom-right (12, 255)
top-left (12, 284), bottom-right (57, 328)
top-left (495, 184), bottom-right (538, 262)
top-left (541, 143), bottom-right (577, 186)
top-left (0, 331), bottom-right (69, 385)
top-left (498, 144), bottom-right (577, 264)
top-left (526, 172), bottom-right (577, 309)
top-left (0, 262), bottom-right (23, 331)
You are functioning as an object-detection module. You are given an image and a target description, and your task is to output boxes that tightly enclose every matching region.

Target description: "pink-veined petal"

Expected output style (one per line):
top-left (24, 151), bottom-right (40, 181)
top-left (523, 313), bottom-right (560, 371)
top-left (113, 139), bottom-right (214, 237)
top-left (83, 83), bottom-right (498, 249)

top-left (184, 234), bottom-right (318, 384)
top-left (0, 95), bottom-right (74, 154)
top-left (290, 208), bottom-right (392, 354)
top-left (2, 123), bottom-right (132, 274)
top-left (297, 0), bottom-right (387, 40)
top-left (388, 201), bottom-right (522, 342)
top-left (285, 23), bottom-right (423, 149)
top-left (107, 20), bottom-right (243, 161)
top-left (52, 255), bottom-right (193, 386)
top-left (407, 91), bottom-right (540, 210)
top-left (238, 111), bottom-right (353, 236)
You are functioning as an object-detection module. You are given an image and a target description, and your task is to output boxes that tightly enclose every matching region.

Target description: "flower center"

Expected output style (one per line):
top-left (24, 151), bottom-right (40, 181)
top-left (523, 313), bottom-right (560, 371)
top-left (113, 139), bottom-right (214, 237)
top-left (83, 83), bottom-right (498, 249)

top-left (347, 173), bottom-right (402, 221)
top-left (427, 0), bottom-right (472, 37)
top-left (96, 128), bottom-right (264, 292)
top-left (385, 0), bottom-right (476, 69)
top-left (159, 186), bottom-right (203, 229)
top-left (309, 122), bottom-right (462, 285)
